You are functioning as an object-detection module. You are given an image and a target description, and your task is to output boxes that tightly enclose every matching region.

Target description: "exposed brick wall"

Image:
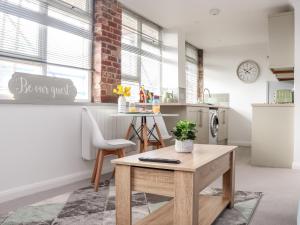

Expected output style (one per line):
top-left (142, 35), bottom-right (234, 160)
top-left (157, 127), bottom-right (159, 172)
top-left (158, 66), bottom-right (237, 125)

top-left (93, 0), bottom-right (122, 103)
top-left (197, 49), bottom-right (204, 100)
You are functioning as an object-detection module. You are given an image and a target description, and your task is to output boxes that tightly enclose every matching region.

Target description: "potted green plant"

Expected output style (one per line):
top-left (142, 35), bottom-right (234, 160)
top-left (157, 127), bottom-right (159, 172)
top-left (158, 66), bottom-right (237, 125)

top-left (172, 120), bottom-right (197, 153)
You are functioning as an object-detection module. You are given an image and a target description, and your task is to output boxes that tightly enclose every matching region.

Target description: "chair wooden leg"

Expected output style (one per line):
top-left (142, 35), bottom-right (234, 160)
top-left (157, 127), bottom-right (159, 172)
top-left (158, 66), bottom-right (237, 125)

top-left (140, 142), bottom-right (144, 153)
top-left (111, 149), bottom-right (126, 179)
top-left (91, 150), bottom-right (100, 184)
top-left (94, 150), bottom-right (105, 192)
top-left (119, 148), bottom-right (126, 158)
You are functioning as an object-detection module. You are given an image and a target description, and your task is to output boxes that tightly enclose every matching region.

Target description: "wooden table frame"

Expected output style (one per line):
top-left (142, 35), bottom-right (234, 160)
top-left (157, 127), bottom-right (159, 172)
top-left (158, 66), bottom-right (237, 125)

top-left (125, 116), bottom-right (165, 153)
top-left (114, 146), bottom-right (236, 225)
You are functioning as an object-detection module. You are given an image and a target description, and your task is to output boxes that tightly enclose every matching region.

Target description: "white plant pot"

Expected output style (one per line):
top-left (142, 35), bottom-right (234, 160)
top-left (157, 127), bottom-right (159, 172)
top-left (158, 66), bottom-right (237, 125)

top-left (118, 96), bottom-right (127, 113)
top-left (175, 139), bottom-right (194, 153)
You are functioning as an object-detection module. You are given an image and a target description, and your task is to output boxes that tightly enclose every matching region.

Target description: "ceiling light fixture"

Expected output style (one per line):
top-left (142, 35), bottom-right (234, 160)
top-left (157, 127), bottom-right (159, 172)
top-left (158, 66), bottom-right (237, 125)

top-left (209, 8), bottom-right (220, 16)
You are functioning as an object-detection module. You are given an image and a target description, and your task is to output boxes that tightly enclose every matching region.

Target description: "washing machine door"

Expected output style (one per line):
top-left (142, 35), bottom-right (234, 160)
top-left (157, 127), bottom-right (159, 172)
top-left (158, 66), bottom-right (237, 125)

top-left (210, 113), bottom-right (219, 138)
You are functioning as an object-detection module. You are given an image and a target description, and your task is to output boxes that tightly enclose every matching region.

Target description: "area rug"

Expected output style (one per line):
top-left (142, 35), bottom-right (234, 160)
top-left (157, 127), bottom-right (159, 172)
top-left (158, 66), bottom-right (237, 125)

top-left (0, 180), bottom-right (262, 225)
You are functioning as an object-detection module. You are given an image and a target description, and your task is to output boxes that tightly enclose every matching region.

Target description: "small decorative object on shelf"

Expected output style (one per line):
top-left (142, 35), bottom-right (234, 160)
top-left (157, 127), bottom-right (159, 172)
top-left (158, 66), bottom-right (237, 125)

top-left (172, 120), bottom-right (197, 153)
top-left (128, 102), bottom-right (137, 112)
top-left (152, 95), bottom-right (160, 114)
top-left (148, 92), bottom-right (154, 103)
top-left (139, 85), bottom-right (146, 103)
top-left (113, 84), bottom-right (131, 113)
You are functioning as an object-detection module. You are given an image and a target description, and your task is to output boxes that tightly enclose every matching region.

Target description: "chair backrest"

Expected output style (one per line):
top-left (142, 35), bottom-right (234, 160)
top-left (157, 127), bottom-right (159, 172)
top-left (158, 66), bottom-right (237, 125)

top-left (82, 107), bottom-right (105, 147)
top-left (147, 116), bottom-right (172, 140)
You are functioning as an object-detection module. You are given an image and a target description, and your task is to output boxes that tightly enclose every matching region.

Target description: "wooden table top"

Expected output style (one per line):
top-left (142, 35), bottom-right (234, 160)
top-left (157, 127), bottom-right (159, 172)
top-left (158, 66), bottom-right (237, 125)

top-left (112, 144), bottom-right (237, 172)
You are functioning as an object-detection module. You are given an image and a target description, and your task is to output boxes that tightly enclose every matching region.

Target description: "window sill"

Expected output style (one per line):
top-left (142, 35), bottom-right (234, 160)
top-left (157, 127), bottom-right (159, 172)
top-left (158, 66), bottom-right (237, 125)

top-left (0, 99), bottom-right (117, 106)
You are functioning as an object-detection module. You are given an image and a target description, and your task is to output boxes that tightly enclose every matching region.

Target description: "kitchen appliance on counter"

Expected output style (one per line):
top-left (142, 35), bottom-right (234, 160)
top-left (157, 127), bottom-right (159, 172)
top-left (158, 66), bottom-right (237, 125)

top-left (275, 89), bottom-right (293, 104)
top-left (209, 109), bottom-right (219, 144)
top-left (267, 81), bottom-right (294, 104)
top-left (162, 90), bottom-right (176, 103)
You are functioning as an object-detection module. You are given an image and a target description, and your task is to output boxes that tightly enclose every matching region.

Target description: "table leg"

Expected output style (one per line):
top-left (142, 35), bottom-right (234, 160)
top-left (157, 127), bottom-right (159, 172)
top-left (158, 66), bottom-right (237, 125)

top-left (125, 124), bottom-right (133, 140)
top-left (142, 117), bottom-right (148, 152)
top-left (116, 165), bottom-right (132, 225)
top-left (223, 151), bottom-right (235, 208)
top-left (174, 171), bottom-right (199, 225)
top-left (154, 122), bottom-right (165, 148)
top-left (140, 117), bottom-right (144, 153)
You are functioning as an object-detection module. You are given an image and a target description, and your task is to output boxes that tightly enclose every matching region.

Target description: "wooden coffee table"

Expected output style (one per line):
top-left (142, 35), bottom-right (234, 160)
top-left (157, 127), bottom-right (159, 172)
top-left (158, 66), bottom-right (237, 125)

top-left (112, 144), bottom-right (237, 225)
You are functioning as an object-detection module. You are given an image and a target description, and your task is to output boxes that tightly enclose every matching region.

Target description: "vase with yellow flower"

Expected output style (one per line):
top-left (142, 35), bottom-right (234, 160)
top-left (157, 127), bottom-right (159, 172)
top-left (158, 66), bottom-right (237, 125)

top-left (113, 85), bottom-right (131, 113)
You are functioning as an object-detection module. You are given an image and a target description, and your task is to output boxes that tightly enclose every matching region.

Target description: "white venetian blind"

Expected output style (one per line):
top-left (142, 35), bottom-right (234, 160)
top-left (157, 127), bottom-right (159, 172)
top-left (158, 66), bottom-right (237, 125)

top-left (0, 0), bottom-right (92, 100)
top-left (0, 0), bottom-right (92, 70)
top-left (185, 43), bottom-right (199, 104)
top-left (121, 10), bottom-right (162, 100)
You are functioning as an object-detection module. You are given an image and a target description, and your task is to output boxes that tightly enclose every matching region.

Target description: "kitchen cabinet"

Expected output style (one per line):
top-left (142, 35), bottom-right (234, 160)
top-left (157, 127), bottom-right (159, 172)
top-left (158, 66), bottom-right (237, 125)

top-left (268, 11), bottom-right (294, 80)
top-left (160, 105), bottom-right (210, 144)
top-left (187, 107), bottom-right (209, 144)
top-left (218, 108), bottom-right (228, 144)
top-left (160, 104), bottom-right (230, 145)
top-left (252, 104), bottom-right (294, 168)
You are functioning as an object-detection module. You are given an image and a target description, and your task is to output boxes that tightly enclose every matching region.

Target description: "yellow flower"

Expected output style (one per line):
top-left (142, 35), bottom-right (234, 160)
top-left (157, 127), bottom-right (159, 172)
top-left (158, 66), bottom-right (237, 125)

top-left (113, 85), bottom-right (131, 96)
top-left (124, 86), bottom-right (131, 97)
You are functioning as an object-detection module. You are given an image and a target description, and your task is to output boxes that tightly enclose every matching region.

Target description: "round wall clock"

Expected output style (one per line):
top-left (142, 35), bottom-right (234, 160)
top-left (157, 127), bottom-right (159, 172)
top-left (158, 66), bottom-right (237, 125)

top-left (237, 60), bottom-right (260, 83)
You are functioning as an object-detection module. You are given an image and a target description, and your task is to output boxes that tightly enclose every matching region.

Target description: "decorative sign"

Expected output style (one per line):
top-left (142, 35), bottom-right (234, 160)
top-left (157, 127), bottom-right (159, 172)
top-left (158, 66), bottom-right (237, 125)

top-left (8, 73), bottom-right (77, 103)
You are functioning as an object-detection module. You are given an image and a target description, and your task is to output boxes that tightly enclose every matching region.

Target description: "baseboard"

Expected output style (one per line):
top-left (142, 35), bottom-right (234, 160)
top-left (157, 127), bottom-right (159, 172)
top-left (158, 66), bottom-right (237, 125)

top-left (0, 169), bottom-right (105, 204)
top-left (292, 162), bottom-right (300, 170)
top-left (228, 140), bottom-right (251, 147)
top-left (0, 157), bottom-right (117, 204)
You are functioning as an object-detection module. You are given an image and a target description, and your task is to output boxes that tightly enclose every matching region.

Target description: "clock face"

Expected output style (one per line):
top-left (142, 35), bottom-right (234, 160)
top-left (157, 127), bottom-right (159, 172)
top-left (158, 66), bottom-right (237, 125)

top-left (237, 60), bottom-right (260, 83)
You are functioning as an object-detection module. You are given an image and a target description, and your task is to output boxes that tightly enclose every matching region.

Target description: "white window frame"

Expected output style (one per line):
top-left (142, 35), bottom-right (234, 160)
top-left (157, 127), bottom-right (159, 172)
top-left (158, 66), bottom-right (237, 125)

top-left (185, 42), bottom-right (199, 104)
top-left (0, 0), bottom-right (93, 102)
top-left (121, 9), bottom-right (162, 96)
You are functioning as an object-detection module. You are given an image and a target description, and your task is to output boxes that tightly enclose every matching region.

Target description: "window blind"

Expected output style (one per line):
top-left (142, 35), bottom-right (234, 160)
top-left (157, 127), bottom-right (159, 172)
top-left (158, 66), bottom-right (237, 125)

top-left (0, 0), bottom-right (92, 70)
top-left (185, 43), bottom-right (199, 104)
top-left (0, 0), bottom-right (92, 101)
top-left (121, 10), bottom-right (162, 99)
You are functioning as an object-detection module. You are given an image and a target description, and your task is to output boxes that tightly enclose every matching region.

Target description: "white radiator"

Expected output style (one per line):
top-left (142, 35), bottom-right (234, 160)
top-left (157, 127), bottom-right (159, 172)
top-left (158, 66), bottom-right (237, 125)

top-left (81, 106), bottom-right (132, 160)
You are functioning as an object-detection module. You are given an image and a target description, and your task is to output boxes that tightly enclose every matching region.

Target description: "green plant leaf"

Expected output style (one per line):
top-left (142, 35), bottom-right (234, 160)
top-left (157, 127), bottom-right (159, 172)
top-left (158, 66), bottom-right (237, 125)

top-left (171, 120), bottom-right (197, 141)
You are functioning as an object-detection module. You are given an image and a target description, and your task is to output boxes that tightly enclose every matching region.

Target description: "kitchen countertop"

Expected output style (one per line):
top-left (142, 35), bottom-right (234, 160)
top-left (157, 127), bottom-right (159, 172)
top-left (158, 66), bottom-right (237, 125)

top-left (252, 103), bottom-right (294, 107)
top-left (138, 103), bottom-right (230, 108)
top-left (0, 100), bottom-right (230, 108)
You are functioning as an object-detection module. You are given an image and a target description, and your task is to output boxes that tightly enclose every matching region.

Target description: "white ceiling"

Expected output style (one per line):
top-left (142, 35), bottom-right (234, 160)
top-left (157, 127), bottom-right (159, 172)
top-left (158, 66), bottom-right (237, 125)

top-left (118, 0), bottom-right (293, 49)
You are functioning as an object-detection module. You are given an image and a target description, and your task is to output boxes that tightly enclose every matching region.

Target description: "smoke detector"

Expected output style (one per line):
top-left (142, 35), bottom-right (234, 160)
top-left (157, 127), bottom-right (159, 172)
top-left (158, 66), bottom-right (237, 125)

top-left (209, 8), bottom-right (221, 16)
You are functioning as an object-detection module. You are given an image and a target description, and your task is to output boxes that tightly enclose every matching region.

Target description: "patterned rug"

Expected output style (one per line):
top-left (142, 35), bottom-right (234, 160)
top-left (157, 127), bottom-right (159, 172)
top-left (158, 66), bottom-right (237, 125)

top-left (1, 180), bottom-right (262, 225)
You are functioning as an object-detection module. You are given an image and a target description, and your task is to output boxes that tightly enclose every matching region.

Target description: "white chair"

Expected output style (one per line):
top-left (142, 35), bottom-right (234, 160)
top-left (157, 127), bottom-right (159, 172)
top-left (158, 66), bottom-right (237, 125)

top-left (82, 107), bottom-right (135, 191)
top-left (146, 116), bottom-right (173, 149)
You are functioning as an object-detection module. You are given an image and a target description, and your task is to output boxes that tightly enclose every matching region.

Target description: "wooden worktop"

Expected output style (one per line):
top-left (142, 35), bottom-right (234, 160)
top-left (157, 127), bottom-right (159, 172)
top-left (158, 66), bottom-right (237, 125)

top-left (112, 144), bottom-right (237, 172)
top-left (138, 103), bottom-right (230, 108)
top-left (252, 103), bottom-right (294, 107)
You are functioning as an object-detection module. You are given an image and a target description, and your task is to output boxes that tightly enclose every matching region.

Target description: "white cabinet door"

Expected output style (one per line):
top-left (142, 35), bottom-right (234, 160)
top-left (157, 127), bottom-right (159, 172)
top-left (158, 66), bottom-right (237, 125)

top-left (218, 109), bottom-right (228, 142)
top-left (269, 12), bottom-right (294, 69)
top-left (198, 108), bottom-right (209, 144)
top-left (187, 107), bottom-right (209, 144)
top-left (252, 106), bottom-right (294, 168)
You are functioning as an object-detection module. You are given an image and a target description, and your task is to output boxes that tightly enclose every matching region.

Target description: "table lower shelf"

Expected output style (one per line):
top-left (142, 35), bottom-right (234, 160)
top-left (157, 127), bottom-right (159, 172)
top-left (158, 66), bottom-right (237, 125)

top-left (135, 195), bottom-right (230, 225)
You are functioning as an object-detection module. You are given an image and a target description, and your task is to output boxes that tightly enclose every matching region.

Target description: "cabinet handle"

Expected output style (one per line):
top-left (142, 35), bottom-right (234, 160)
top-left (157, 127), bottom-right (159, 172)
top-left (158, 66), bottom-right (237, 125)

top-left (198, 110), bottom-right (202, 127)
top-left (223, 110), bottom-right (226, 125)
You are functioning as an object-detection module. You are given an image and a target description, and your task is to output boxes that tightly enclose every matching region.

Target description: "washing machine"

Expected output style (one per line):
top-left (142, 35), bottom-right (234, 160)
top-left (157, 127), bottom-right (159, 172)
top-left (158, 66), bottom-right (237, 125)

top-left (209, 109), bottom-right (219, 144)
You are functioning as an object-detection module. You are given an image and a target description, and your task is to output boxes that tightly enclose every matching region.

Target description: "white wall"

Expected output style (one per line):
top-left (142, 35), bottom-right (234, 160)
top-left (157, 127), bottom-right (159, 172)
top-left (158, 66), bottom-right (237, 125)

top-left (0, 104), bottom-right (120, 203)
top-left (162, 29), bottom-right (179, 90)
top-left (291, 0), bottom-right (300, 168)
top-left (204, 43), bottom-right (276, 146)
top-left (161, 29), bottom-right (187, 103)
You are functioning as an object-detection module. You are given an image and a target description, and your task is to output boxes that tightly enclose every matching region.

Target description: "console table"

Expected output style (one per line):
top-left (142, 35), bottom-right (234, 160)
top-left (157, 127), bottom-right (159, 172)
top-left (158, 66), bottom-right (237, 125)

top-left (112, 144), bottom-right (237, 225)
